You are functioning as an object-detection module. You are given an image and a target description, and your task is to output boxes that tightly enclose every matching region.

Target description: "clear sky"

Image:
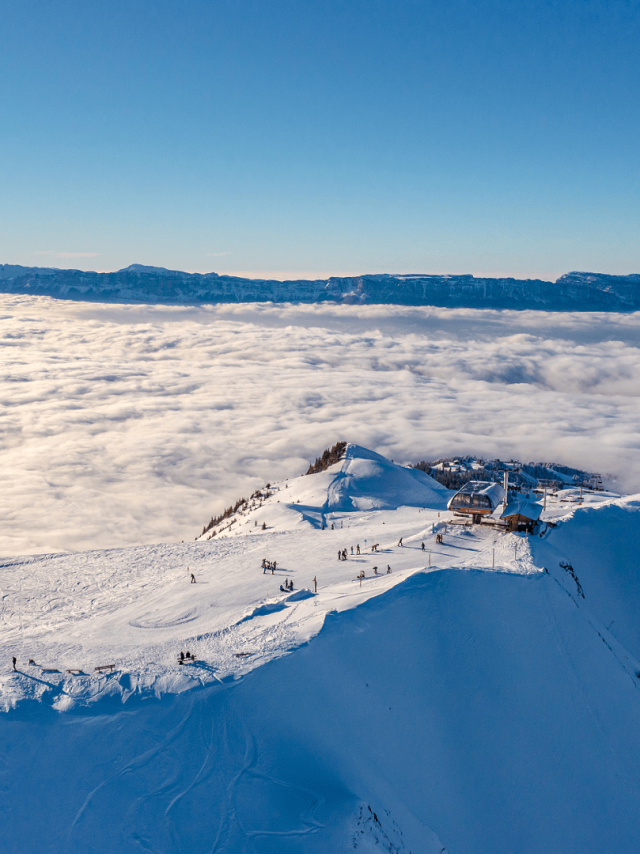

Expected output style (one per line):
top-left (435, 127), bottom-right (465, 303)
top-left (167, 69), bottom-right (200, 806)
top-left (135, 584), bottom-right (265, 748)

top-left (1, 0), bottom-right (638, 279)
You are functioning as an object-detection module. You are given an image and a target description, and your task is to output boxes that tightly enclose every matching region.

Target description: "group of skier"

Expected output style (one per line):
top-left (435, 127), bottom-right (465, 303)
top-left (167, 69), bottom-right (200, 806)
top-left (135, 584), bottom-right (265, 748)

top-left (262, 558), bottom-right (277, 574)
top-left (279, 578), bottom-right (294, 593)
top-left (338, 544), bottom-right (365, 560)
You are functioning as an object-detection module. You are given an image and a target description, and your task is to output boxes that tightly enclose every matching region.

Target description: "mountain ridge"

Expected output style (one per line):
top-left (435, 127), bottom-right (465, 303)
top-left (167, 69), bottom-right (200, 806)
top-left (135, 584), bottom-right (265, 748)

top-left (1, 263), bottom-right (640, 310)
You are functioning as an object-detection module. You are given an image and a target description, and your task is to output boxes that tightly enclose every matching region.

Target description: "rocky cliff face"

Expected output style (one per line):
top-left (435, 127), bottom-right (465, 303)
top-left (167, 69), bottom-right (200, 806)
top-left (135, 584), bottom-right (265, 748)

top-left (1, 263), bottom-right (639, 310)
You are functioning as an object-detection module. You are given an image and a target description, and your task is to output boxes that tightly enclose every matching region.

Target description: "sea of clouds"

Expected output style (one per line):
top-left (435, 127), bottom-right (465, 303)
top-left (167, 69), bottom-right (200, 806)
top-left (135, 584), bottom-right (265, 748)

top-left (1, 294), bottom-right (639, 556)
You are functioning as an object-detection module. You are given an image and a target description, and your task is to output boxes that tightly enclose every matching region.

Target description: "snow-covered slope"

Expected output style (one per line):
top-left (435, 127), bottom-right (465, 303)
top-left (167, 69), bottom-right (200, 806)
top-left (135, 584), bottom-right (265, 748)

top-left (199, 444), bottom-right (450, 537)
top-left (2, 544), bottom-right (640, 853)
top-left (1, 446), bottom-right (639, 852)
top-left (533, 496), bottom-right (640, 659)
top-left (327, 444), bottom-right (450, 512)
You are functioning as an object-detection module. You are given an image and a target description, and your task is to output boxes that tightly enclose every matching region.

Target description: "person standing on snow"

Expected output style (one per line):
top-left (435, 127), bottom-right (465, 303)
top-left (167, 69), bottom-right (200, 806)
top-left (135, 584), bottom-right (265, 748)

top-left (398, 537), bottom-right (403, 547)
top-left (12, 657), bottom-right (17, 672)
top-left (421, 541), bottom-right (425, 551)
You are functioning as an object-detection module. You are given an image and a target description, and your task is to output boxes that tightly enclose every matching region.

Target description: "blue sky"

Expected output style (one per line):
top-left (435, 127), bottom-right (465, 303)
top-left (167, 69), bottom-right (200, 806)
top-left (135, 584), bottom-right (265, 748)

top-left (1, 0), bottom-right (638, 279)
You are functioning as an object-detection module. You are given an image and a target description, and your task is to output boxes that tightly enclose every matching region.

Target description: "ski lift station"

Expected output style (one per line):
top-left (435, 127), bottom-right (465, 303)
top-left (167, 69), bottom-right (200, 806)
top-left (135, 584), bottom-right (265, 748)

top-left (447, 480), bottom-right (505, 524)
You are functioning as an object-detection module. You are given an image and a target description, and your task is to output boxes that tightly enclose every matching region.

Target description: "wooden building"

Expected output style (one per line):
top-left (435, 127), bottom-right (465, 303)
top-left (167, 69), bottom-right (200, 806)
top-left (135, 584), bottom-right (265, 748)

top-left (500, 500), bottom-right (542, 533)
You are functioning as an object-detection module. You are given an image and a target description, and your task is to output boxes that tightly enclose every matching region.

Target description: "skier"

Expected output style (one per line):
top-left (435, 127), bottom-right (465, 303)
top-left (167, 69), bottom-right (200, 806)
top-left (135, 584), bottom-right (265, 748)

top-left (190, 573), bottom-right (196, 583)
top-left (342, 549), bottom-right (347, 560)
top-left (313, 576), bottom-right (317, 593)
top-left (356, 544), bottom-right (360, 555)
top-left (179, 651), bottom-right (185, 663)
top-left (351, 546), bottom-right (354, 554)
top-left (338, 550), bottom-right (341, 560)
top-left (421, 541), bottom-right (425, 551)
top-left (387, 565), bottom-right (392, 574)
top-left (398, 537), bottom-right (403, 547)
top-left (331, 523), bottom-right (334, 530)
top-left (12, 656), bottom-right (16, 672)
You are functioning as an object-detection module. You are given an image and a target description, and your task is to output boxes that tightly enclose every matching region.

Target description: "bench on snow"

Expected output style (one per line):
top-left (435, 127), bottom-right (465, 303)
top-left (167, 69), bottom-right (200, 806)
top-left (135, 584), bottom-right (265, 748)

top-left (66, 668), bottom-right (84, 675)
top-left (95, 664), bottom-right (115, 673)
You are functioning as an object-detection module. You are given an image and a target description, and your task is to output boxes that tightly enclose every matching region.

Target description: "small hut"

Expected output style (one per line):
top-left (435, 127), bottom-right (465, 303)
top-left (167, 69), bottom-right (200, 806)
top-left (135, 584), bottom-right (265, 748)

top-left (500, 500), bottom-right (542, 533)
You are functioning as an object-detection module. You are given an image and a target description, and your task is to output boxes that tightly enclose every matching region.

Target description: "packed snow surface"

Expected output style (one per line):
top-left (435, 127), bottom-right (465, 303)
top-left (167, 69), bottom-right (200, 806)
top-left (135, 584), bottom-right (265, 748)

top-left (1, 446), bottom-right (640, 852)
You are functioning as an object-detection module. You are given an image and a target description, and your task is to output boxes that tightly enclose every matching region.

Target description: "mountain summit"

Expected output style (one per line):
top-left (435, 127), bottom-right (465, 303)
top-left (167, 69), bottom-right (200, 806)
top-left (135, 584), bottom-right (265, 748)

top-left (198, 443), bottom-right (450, 540)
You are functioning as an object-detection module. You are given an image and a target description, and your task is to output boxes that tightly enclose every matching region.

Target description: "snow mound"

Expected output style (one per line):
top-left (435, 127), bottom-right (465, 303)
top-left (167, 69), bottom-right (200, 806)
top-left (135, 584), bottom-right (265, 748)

top-left (238, 600), bottom-right (288, 622)
top-left (199, 443), bottom-right (450, 539)
top-left (325, 443), bottom-right (450, 512)
top-left (285, 588), bottom-right (315, 602)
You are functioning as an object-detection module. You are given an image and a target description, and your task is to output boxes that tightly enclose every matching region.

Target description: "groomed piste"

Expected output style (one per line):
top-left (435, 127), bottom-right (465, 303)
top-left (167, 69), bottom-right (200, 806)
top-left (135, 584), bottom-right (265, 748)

top-left (1, 444), bottom-right (640, 853)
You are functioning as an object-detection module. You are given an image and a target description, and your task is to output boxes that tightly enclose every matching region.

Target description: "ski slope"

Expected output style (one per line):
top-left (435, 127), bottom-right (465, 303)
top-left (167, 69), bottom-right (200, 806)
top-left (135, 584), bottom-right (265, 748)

top-left (1, 445), bottom-right (639, 852)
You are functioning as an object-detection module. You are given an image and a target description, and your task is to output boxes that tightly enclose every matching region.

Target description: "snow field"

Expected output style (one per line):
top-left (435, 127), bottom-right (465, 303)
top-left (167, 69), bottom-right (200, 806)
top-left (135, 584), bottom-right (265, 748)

top-left (2, 446), bottom-right (639, 851)
top-left (0, 448), bottom-right (621, 712)
top-left (2, 548), bottom-right (640, 852)
top-left (1, 447), bottom-right (551, 711)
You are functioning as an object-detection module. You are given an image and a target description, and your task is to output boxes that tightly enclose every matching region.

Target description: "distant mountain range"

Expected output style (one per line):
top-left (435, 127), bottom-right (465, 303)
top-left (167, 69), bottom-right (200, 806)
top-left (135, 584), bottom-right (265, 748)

top-left (1, 263), bottom-right (639, 311)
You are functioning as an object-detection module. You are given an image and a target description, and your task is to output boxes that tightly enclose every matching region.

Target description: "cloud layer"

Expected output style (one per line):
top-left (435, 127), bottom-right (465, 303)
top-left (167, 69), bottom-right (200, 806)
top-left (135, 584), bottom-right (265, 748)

top-left (1, 296), bottom-right (639, 556)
